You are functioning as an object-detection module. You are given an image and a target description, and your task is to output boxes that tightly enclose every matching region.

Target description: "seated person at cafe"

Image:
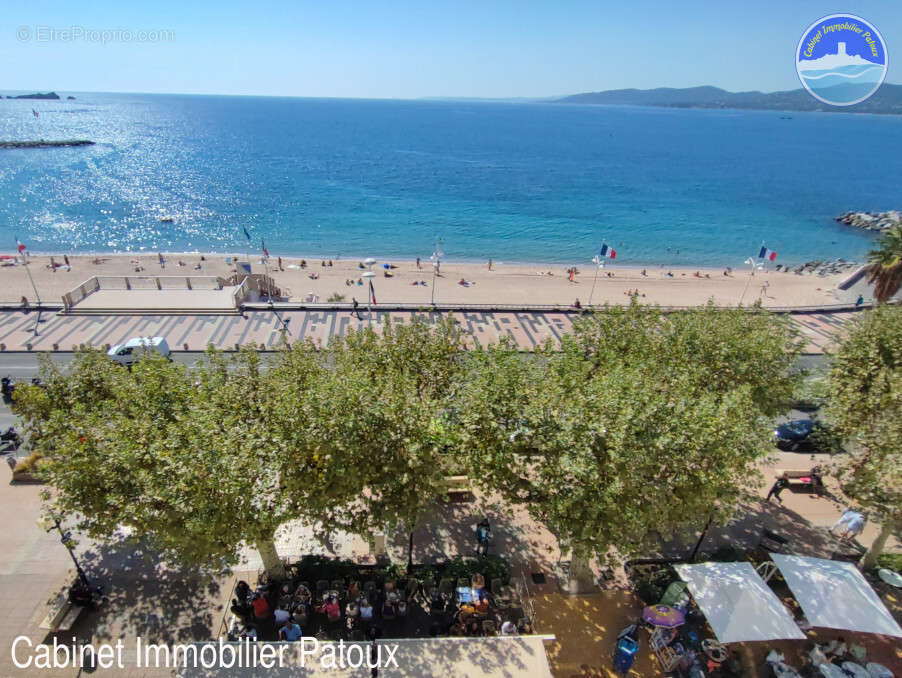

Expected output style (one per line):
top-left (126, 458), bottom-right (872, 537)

top-left (293, 584), bottom-right (312, 607)
top-left (467, 620), bottom-right (482, 636)
top-left (252, 593), bottom-right (271, 621)
top-left (381, 599), bottom-right (396, 617)
top-left (359, 599), bottom-right (374, 621)
top-left (273, 605), bottom-right (291, 625)
top-left (235, 580), bottom-right (252, 602)
top-left (318, 596), bottom-right (341, 623)
top-left (346, 580), bottom-right (360, 601)
top-left (473, 596), bottom-right (490, 614)
top-left (278, 584), bottom-right (293, 611)
top-left (279, 620), bottom-right (303, 641)
top-left (292, 603), bottom-right (309, 626)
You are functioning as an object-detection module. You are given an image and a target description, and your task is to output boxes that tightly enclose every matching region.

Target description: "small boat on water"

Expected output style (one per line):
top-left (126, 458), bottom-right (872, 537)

top-left (158, 216), bottom-right (175, 223)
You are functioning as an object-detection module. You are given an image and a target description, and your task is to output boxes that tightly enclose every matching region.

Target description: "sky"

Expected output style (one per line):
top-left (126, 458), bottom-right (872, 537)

top-left (1, 0), bottom-right (898, 98)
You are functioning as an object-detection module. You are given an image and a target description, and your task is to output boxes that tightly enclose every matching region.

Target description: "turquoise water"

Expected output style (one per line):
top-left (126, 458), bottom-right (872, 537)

top-left (0, 93), bottom-right (898, 266)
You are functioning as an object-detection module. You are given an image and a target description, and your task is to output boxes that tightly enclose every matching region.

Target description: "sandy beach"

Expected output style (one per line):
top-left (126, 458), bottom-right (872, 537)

top-left (0, 253), bottom-right (857, 309)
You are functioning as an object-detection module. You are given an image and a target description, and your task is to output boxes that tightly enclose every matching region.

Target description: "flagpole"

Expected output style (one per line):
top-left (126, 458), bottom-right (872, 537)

top-left (588, 255), bottom-right (601, 307)
top-left (738, 257), bottom-right (756, 306)
top-left (22, 253), bottom-right (42, 336)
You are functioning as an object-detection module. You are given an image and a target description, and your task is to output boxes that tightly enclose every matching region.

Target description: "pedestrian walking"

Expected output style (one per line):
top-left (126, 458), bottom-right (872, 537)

top-left (487, 258), bottom-right (493, 271)
top-left (766, 472), bottom-right (789, 503)
top-left (475, 519), bottom-right (491, 556)
top-left (352, 297), bottom-right (360, 319)
top-left (63, 254), bottom-right (70, 267)
top-left (416, 257), bottom-right (421, 270)
top-left (278, 256), bottom-right (283, 271)
top-left (760, 280), bottom-right (770, 297)
top-left (856, 294), bottom-right (864, 307)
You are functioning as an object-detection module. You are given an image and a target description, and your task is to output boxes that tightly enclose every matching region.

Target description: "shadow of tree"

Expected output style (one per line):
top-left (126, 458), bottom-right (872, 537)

top-left (60, 534), bottom-right (227, 646)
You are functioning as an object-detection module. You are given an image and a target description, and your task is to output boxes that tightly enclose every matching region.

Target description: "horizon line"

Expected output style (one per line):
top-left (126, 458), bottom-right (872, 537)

top-left (4, 82), bottom-right (900, 102)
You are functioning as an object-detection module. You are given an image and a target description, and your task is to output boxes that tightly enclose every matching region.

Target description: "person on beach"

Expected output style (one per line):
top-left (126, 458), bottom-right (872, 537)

top-left (760, 280), bottom-right (770, 296)
top-left (568, 268), bottom-right (575, 283)
top-left (158, 253), bottom-right (165, 269)
top-left (572, 299), bottom-right (581, 309)
top-left (352, 298), bottom-right (360, 318)
top-left (416, 257), bottom-right (421, 270)
top-left (278, 256), bottom-right (283, 271)
top-left (49, 256), bottom-right (56, 272)
top-left (487, 259), bottom-right (493, 271)
top-left (64, 254), bottom-right (70, 267)
top-left (767, 472), bottom-right (790, 503)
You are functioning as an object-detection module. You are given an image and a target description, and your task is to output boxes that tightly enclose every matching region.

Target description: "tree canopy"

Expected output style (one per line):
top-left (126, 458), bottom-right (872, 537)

top-left (826, 304), bottom-right (902, 567)
top-left (459, 303), bottom-right (804, 582)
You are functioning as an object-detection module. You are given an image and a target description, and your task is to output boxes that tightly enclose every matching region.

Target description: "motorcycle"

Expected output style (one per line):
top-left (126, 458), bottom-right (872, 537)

top-left (1, 376), bottom-right (13, 401)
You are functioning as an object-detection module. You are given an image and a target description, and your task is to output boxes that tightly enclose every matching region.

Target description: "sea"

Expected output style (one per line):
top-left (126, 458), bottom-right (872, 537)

top-left (1, 93), bottom-right (899, 267)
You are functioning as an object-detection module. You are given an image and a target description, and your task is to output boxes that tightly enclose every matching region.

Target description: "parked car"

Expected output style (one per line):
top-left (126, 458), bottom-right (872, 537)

top-left (107, 337), bottom-right (171, 366)
top-left (774, 419), bottom-right (836, 452)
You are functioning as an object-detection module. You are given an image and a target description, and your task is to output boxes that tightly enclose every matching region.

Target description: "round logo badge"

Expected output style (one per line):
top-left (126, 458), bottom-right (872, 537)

top-left (796, 14), bottom-right (888, 106)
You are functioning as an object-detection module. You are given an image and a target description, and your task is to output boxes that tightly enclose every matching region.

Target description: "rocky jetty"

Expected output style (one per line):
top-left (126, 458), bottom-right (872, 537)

top-left (836, 211), bottom-right (901, 232)
top-left (0, 140), bottom-right (94, 149)
top-left (777, 259), bottom-right (858, 276)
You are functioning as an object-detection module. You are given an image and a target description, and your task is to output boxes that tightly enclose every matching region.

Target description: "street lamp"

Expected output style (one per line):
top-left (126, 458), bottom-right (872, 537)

top-left (37, 510), bottom-right (89, 586)
top-left (430, 238), bottom-right (443, 306)
top-left (361, 271), bottom-right (376, 321)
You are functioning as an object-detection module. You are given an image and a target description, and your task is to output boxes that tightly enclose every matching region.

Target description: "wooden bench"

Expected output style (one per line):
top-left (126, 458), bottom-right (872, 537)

top-left (775, 469), bottom-right (824, 494)
top-left (443, 475), bottom-right (473, 501)
top-left (39, 591), bottom-right (84, 632)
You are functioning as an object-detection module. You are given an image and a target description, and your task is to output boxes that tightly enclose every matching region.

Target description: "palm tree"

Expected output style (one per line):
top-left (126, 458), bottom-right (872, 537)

top-left (865, 226), bottom-right (902, 304)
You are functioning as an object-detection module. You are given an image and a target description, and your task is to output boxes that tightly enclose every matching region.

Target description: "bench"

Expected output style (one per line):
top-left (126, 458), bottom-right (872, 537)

top-left (443, 475), bottom-right (473, 501)
top-left (39, 591), bottom-right (84, 632)
top-left (775, 469), bottom-right (824, 494)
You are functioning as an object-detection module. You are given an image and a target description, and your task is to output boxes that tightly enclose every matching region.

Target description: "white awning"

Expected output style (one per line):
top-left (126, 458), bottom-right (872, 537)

top-left (675, 561), bottom-right (806, 643)
top-left (771, 554), bottom-right (902, 638)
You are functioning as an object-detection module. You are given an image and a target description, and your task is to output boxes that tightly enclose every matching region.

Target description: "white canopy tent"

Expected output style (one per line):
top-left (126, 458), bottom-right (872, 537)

top-left (771, 554), bottom-right (902, 638)
top-left (674, 562), bottom-right (807, 643)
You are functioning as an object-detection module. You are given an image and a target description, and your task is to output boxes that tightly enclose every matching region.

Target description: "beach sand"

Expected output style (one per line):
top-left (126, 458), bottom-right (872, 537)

top-left (1, 253), bottom-right (855, 308)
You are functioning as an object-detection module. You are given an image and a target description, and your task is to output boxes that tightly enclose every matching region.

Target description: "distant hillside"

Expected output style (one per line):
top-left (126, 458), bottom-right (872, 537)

top-left (555, 84), bottom-right (902, 114)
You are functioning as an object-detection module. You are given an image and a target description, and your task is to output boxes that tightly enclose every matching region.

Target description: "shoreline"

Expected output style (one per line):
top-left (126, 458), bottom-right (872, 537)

top-left (2, 249), bottom-right (858, 271)
top-left (0, 253), bottom-right (864, 309)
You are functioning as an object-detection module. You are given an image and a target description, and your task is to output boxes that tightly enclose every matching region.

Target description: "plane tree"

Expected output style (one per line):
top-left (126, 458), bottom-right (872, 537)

top-left (826, 304), bottom-right (902, 569)
top-left (459, 302), bottom-right (804, 589)
top-left (13, 343), bottom-right (336, 580)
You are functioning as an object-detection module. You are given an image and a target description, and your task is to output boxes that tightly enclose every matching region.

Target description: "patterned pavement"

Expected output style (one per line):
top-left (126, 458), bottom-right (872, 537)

top-left (0, 308), bottom-right (854, 353)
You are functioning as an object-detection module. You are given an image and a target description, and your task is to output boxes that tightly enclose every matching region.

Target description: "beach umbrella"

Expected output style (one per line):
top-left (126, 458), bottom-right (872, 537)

top-left (382, 263), bottom-right (391, 270)
top-left (364, 257), bottom-right (376, 265)
top-left (361, 271), bottom-right (375, 279)
top-left (641, 604), bottom-right (685, 628)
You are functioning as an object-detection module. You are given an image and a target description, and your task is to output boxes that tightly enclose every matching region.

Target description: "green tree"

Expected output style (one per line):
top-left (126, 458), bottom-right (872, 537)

top-left (460, 302), bottom-right (803, 590)
top-left (311, 314), bottom-right (469, 570)
top-left (866, 226), bottom-right (902, 303)
top-left (826, 305), bottom-right (902, 569)
top-left (13, 344), bottom-right (333, 579)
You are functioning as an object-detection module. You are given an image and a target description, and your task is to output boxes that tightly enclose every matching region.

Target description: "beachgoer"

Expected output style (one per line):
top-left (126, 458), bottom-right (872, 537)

top-left (300, 259), bottom-right (307, 268)
top-left (64, 255), bottom-right (70, 267)
top-left (329, 260), bottom-right (333, 267)
top-left (766, 473), bottom-right (789, 503)
top-left (641, 269), bottom-right (647, 277)
top-left (488, 258), bottom-right (493, 271)
top-left (568, 268), bottom-right (575, 283)
top-left (321, 260), bottom-right (326, 267)
top-left (278, 256), bottom-right (283, 271)
top-left (760, 280), bottom-right (770, 296)
top-left (856, 295), bottom-right (864, 307)
top-left (841, 512), bottom-right (866, 541)
top-left (21, 296), bottom-right (28, 309)
top-left (49, 256), bottom-right (56, 272)
top-left (158, 253), bottom-right (165, 269)
top-left (416, 257), bottom-right (421, 270)
top-left (573, 298), bottom-right (581, 309)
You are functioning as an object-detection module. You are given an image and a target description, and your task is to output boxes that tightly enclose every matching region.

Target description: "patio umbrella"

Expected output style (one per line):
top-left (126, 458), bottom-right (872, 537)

top-left (642, 604), bottom-right (685, 628)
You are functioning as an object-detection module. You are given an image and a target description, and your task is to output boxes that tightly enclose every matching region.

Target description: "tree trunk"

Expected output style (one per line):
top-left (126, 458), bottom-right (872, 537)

top-left (407, 531), bottom-right (415, 572)
top-left (256, 537), bottom-right (286, 581)
top-left (860, 517), bottom-right (897, 571)
top-left (567, 551), bottom-right (596, 594)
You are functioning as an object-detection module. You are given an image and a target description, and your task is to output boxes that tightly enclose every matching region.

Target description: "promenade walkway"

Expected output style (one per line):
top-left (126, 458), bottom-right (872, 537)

top-left (0, 307), bottom-right (855, 353)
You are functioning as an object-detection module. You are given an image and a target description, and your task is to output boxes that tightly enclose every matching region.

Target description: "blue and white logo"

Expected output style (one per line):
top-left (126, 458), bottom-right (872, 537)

top-left (796, 14), bottom-right (887, 106)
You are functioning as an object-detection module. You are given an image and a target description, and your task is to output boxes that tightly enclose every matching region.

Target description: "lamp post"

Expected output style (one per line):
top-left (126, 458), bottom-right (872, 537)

top-left (37, 511), bottom-right (89, 586)
top-left (738, 257), bottom-right (762, 306)
top-left (361, 271), bottom-right (375, 321)
top-left (21, 253), bottom-right (42, 336)
top-left (588, 255), bottom-right (603, 307)
top-left (430, 238), bottom-right (443, 306)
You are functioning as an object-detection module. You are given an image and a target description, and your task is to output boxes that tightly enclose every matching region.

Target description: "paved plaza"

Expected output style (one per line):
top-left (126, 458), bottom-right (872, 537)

top-left (0, 308), bottom-right (858, 353)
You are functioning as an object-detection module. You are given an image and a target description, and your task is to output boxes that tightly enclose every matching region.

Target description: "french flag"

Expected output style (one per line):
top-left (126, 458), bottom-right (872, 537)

top-left (758, 246), bottom-right (778, 262)
top-left (600, 244), bottom-right (617, 259)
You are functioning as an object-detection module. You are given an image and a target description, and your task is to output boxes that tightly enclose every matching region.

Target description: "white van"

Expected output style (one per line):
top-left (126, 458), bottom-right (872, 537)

top-left (107, 337), bottom-right (172, 366)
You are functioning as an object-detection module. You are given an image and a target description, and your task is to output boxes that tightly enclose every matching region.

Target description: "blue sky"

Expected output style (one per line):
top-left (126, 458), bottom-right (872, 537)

top-left (1, 0), bottom-right (897, 98)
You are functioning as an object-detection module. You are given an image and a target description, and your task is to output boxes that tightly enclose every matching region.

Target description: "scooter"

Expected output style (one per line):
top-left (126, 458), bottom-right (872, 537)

top-left (0, 427), bottom-right (20, 447)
